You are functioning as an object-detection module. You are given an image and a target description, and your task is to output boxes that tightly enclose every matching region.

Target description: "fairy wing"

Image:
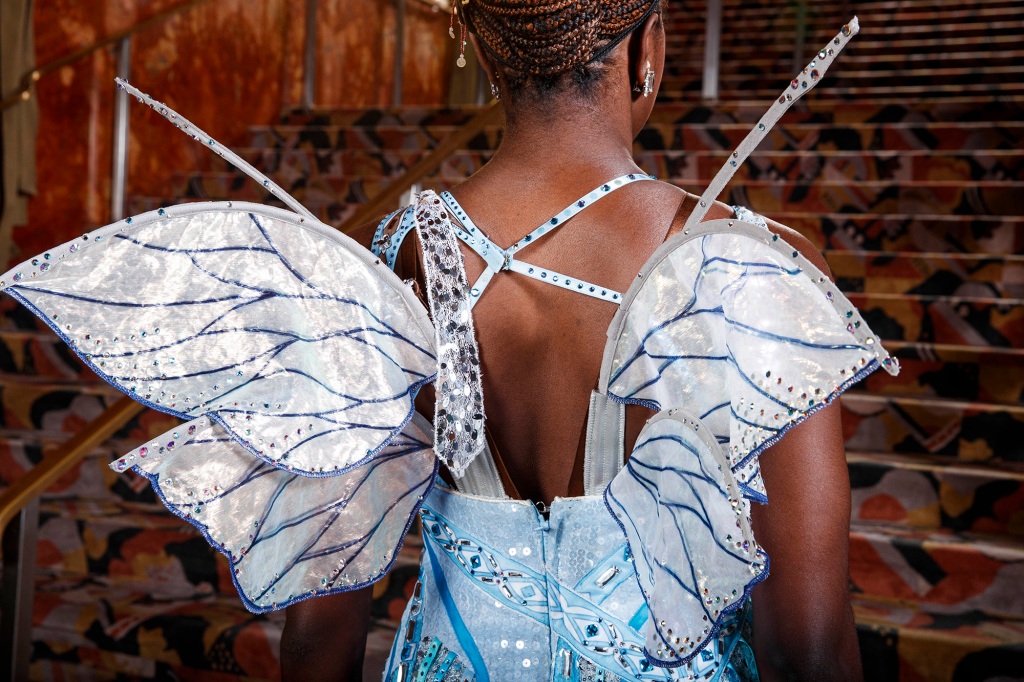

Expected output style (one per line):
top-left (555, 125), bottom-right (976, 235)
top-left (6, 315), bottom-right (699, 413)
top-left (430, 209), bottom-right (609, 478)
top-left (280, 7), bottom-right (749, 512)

top-left (605, 411), bottom-right (767, 665)
top-left (116, 412), bottom-right (436, 613)
top-left (601, 17), bottom-right (899, 666)
top-left (602, 217), bottom-right (897, 498)
top-left (2, 200), bottom-right (442, 608)
top-left (0, 80), bottom-right (492, 609)
top-left (601, 216), bottom-right (895, 664)
top-left (2, 202), bottom-right (436, 476)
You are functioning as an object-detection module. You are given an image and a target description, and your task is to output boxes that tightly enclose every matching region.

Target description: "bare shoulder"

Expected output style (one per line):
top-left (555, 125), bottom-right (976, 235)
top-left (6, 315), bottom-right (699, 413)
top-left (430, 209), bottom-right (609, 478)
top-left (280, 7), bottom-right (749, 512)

top-left (346, 219), bottom-right (383, 253)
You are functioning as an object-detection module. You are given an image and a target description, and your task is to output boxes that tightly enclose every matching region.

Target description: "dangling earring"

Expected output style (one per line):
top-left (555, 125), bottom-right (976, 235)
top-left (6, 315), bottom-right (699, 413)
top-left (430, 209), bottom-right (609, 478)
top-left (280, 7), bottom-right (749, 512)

top-left (451, 2), bottom-right (468, 67)
top-left (633, 61), bottom-right (655, 97)
top-left (489, 82), bottom-right (501, 100)
top-left (642, 68), bottom-right (655, 97)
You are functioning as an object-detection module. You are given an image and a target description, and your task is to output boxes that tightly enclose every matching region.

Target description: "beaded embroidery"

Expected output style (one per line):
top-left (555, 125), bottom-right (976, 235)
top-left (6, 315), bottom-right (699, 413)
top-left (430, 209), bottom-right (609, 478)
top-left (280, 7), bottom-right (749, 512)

top-left (415, 192), bottom-right (487, 477)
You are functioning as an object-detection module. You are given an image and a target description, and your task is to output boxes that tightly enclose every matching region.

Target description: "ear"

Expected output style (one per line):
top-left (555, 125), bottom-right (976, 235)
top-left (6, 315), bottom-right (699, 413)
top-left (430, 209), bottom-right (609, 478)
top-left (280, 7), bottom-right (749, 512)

top-left (629, 10), bottom-right (665, 99)
top-left (629, 10), bottom-right (665, 134)
top-left (468, 33), bottom-right (501, 90)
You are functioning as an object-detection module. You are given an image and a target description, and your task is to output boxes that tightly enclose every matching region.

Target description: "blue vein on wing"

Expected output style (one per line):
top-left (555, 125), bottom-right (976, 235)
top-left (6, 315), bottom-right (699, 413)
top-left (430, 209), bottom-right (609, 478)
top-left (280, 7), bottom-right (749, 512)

top-left (10, 213), bottom-right (441, 479)
top-left (609, 235), bottom-right (854, 393)
top-left (142, 426), bottom-right (434, 609)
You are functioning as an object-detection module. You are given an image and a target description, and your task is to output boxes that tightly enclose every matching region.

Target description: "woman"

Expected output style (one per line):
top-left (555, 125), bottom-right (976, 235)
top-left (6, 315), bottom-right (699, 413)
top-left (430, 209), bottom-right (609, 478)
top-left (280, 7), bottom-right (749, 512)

top-left (281, 1), bottom-right (871, 680)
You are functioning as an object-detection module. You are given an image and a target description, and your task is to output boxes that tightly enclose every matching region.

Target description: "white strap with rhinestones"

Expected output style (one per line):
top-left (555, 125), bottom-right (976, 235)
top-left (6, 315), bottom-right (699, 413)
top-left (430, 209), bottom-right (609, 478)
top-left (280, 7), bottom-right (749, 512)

top-left (115, 78), bottom-right (317, 222)
top-left (682, 17), bottom-right (860, 233)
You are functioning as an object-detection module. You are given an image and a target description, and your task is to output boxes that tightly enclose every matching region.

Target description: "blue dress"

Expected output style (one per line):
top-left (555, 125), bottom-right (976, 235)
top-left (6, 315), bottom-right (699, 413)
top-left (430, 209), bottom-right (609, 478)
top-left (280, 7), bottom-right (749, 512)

top-left (0, 18), bottom-right (886, 682)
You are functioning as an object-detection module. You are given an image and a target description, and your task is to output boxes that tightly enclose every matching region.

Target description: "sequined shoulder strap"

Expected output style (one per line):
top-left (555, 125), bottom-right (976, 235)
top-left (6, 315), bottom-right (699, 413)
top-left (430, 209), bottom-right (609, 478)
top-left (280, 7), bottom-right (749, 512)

top-left (414, 191), bottom-right (486, 478)
top-left (680, 18), bottom-right (860, 234)
top-left (440, 173), bottom-right (656, 307)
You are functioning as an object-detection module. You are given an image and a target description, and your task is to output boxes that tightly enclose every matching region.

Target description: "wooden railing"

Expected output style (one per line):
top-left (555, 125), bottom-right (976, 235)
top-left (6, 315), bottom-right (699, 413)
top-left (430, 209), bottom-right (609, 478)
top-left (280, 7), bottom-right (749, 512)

top-left (339, 101), bottom-right (503, 233)
top-left (0, 398), bottom-right (144, 678)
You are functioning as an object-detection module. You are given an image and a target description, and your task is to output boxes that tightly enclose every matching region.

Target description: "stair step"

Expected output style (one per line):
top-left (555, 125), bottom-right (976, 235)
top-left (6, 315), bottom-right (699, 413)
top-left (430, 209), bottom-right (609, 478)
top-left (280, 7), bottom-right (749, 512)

top-left (290, 98), bottom-right (1024, 128)
top-left (212, 148), bottom-right (1023, 186)
top-left (646, 120), bottom-right (1024, 153)
top-left (31, 572), bottom-right (282, 681)
top-left (858, 349), bottom-right (1024, 404)
top-left (779, 214), bottom-right (1024, 255)
top-left (0, 381), bottom-right (120, 433)
top-left (841, 392), bottom-right (1024, 463)
top-left (826, 251), bottom-right (1024, 300)
top-left (668, 0), bottom-right (1024, 23)
top-left (849, 521), bottom-right (1024, 618)
top-left (253, 121), bottom-right (1024, 154)
top-left (661, 65), bottom-right (1024, 90)
top-left (853, 593), bottom-right (1024, 682)
top-left (169, 172), bottom-right (1024, 220)
top-left (681, 179), bottom-right (1022, 217)
top-left (0, 434), bottom-right (160, 503)
top-left (670, 49), bottom-right (1024, 73)
top-left (849, 451), bottom-right (1024, 537)
top-left (0, 327), bottom-right (91, 379)
top-left (667, 17), bottom-right (1024, 47)
top-left (36, 499), bottom-right (230, 595)
top-left (660, 82), bottom-right (1024, 101)
top-left (846, 291), bottom-right (1023, 348)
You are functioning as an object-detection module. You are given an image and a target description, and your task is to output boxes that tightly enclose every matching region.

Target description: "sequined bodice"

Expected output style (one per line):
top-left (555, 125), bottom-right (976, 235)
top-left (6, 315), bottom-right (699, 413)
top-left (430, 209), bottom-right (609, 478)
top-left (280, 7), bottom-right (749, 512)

top-left (383, 485), bottom-right (757, 682)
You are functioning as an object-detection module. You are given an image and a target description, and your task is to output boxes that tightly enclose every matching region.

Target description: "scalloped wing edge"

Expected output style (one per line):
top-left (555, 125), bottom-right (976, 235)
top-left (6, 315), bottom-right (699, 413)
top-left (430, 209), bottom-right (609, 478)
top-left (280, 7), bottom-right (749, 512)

top-left (3, 201), bottom-right (438, 478)
top-left (120, 413), bottom-right (438, 613)
top-left (604, 410), bottom-right (769, 667)
top-left (601, 217), bottom-right (898, 395)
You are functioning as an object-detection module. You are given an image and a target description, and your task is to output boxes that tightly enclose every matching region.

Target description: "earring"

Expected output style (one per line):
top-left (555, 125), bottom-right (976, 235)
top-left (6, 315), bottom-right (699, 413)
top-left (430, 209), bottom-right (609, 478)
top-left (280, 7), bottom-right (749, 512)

top-left (450, 2), bottom-right (468, 67)
top-left (490, 82), bottom-right (501, 100)
top-left (633, 62), bottom-right (655, 97)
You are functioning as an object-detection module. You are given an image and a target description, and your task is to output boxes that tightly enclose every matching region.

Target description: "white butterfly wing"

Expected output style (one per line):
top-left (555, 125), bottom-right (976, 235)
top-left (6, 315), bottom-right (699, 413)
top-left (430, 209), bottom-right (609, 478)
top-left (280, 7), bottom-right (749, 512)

top-left (602, 219), bottom-right (897, 498)
top-left (600, 219), bottom-right (897, 665)
top-left (114, 412), bottom-right (435, 612)
top-left (3, 203), bottom-right (436, 477)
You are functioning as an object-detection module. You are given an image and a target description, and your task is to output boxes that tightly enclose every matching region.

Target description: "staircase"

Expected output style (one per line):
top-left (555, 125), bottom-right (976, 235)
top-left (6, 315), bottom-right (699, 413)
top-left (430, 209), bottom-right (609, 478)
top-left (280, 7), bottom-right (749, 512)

top-left (2, 0), bottom-right (1022, 679)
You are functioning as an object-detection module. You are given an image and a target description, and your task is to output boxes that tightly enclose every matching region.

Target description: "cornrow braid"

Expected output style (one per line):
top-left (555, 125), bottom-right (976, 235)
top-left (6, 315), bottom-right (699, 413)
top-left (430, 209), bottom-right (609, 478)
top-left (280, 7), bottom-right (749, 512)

top-left (461, 0), bottom-right (659, 92)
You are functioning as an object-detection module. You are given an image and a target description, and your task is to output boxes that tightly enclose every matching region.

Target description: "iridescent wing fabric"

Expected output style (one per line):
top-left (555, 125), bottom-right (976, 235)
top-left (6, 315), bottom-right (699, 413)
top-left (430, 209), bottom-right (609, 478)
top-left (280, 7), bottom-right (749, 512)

top-left (0, 202), bottom-right (440, 609)
top-left (602, 219), bottom-right (898, 499)
top-left (1, 203), bottom-right (436, 476)
top-left (605, 411), bottom-right (767, 666)
top-left (601, 218), bottom-right (897, 666)
top-left (600, 17), bottom-right (899, 667)
top-left (119, 412), bottom-right (436, 612)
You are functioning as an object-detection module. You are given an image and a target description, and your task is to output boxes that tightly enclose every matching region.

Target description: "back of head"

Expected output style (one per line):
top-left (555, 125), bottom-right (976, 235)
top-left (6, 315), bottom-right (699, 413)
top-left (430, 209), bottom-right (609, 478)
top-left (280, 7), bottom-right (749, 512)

top-left (459, 0), bottom-right (661, 102)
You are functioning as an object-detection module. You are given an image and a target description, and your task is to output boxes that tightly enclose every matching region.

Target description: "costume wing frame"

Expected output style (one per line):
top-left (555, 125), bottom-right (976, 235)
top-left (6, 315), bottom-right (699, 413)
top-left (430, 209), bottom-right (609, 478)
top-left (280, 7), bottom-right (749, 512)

top-left (2, 200), bottom-right (438, 478)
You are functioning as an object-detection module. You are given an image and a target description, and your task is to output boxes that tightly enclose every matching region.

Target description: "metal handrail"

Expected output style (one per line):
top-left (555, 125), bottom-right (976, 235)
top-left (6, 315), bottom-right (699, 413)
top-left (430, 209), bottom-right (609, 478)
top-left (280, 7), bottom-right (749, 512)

top-left (0, 397), bottom-right (144, 543)
top-left (339, 101), bottom-right (503, 233)
top-left (0, 0), bottom-right (215, 113)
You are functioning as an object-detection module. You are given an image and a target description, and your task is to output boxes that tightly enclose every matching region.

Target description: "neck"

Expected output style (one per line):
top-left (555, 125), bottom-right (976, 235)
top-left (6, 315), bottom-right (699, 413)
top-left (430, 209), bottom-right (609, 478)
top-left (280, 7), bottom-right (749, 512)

top-left (484, 95), bottom-right (642, 187)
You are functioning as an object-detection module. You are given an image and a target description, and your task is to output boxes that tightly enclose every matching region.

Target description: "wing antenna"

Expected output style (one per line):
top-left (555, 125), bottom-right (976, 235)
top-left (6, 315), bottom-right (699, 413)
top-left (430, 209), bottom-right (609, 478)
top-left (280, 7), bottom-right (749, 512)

top-left (682, 17), bottom-right (861, 232)
top-left (115, 78), bottom-right (317, 222)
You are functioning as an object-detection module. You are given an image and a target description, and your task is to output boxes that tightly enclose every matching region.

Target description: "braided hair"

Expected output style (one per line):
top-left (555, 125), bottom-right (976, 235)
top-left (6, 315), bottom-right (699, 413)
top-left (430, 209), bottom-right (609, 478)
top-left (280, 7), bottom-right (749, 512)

top-left (460, 0), bottom-right (661, 97)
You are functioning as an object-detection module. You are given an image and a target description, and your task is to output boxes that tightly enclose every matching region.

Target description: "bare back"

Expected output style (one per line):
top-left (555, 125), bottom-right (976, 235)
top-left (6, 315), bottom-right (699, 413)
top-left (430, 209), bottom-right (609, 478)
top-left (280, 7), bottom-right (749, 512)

top-left (359, 172), bottom-right (731, 505)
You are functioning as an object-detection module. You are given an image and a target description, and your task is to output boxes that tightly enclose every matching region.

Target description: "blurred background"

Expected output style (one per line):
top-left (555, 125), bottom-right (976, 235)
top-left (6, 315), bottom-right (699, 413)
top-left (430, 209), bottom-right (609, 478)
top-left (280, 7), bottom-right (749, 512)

top-left (0, 0), bottom-right (1021, 680)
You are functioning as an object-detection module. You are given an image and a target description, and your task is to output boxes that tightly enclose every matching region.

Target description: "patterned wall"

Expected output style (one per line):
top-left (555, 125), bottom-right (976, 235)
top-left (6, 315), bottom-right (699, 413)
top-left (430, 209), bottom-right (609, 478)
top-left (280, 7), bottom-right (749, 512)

top-left (13, 0), bottom-right (451, 266)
